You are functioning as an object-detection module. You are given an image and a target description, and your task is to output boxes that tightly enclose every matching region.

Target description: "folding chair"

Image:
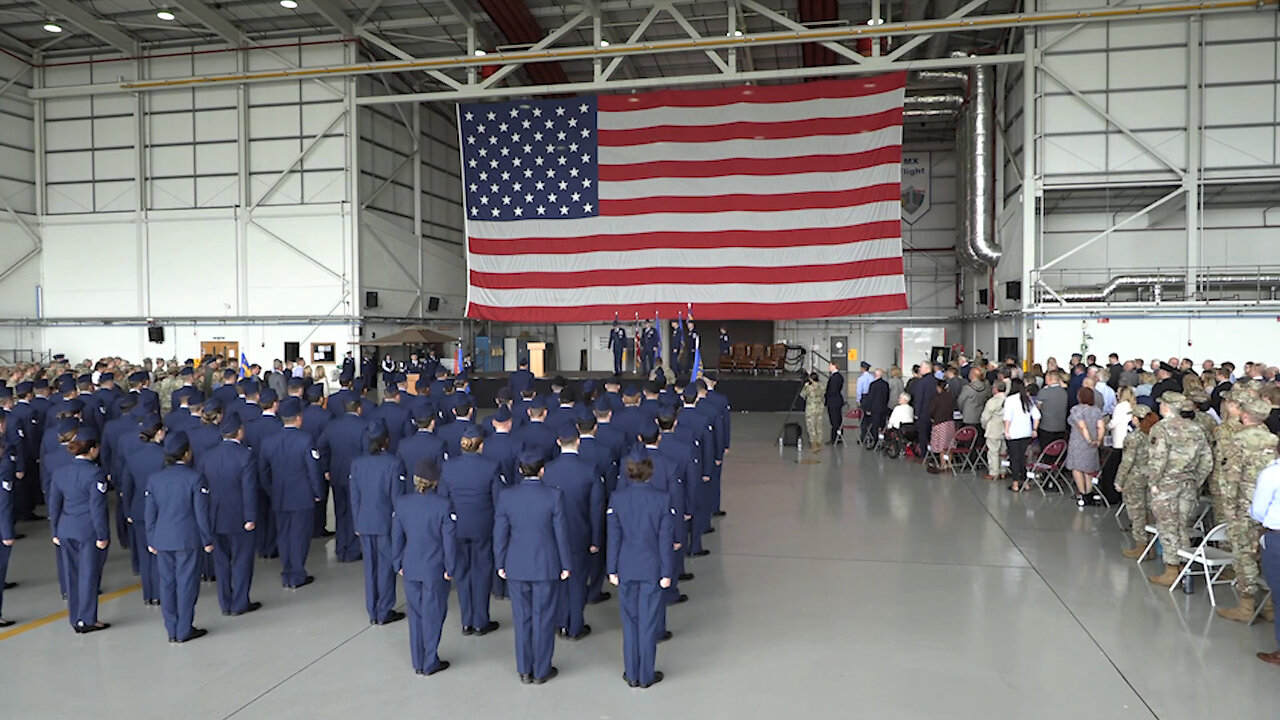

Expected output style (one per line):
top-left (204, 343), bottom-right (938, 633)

top-left (953, 426), bottom-right (980, 473)
top-left (1252, 578), bottom-right (1272, 625)
top-left (1169, 522), bottom-right (1234, 606)
top-left (1024, 440), bottom-right (1067, 495)
top-left (1137, 501), bottom-right (1211, 565)
top-left (1137, 524), bottom-right (1160, 564)
top-left (1114, 501), bottom-right (1129, 530)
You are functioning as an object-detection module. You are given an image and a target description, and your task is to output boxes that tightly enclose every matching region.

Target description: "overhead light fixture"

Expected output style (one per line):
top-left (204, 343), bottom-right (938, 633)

top-left (473, 49), bottom-right (486, 56)
top-left (732, 30), bottom-right (743, 37)
top-left (599, 40), bottom-right (609, 47)
top-left (866, 17), bottom-right (885, 26)
top-left (43, 20), bottom-right (62, 33)
top-left (279, 0), bottom-right (298, 9)
top-left (156, 10), bottom-right (175, 21)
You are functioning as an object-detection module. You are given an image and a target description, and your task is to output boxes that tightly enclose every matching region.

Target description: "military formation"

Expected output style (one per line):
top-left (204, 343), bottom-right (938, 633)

top-left (0, 351), bottom-right (732, 687)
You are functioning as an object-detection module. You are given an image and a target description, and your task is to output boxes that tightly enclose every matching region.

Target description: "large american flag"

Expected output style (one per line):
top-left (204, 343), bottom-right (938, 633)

top-left (459, 73), bottom-right (909, 322)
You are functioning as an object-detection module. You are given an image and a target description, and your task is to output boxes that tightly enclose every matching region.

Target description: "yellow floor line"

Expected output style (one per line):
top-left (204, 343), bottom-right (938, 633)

top-left (0, 582), bottom-right (142, 641)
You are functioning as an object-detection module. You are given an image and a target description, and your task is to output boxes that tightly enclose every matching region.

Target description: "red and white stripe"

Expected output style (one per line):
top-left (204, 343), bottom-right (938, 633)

top-left (465, 73), bottom-right (909, 322)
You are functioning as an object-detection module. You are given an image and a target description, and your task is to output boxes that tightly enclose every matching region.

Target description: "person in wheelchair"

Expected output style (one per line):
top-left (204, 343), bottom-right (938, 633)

top-left (882, 394), bottom-right (916, 457)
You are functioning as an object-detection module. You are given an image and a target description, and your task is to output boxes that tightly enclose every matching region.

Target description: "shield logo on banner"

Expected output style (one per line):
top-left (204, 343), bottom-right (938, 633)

top-left (901, 152), bottom-right (931, 224)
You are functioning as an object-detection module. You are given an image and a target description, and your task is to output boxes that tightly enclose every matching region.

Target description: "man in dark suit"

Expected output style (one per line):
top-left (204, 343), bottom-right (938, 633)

top-left (861, 369), bottom-right (890, 446)
top-left (824, 362), bottom-right (845, 445)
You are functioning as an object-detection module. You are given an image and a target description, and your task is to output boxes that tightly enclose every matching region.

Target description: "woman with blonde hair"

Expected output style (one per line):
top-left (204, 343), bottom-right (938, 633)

top-left (886, 365), bottom-right (906, 406)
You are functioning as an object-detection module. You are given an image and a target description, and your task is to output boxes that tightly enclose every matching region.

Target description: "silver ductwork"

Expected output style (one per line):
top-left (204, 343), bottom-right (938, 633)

top-left (1057, 274), bottom-right (1280, 302)
top-left (904, 93), bottom-right (964, 117)
top-left (955, 63), bottom-right (1000, 271)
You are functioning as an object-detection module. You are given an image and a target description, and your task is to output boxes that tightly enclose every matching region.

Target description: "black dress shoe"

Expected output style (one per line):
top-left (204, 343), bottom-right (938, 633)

top-left (587, 592), bottom-right (611, 605)
top-left (678, 573), bottom-right (694, 581)
top-left (9, 534), bottom-right (23, 541)
top-left (623, 673), bottom-right (639, 688)
top-left (20, 514), bottom-right (45, 522)
top-left (658, 631), bottom-right (673, 642)
top-left (3, 581), bottom-right (18, 590)
top-left (713, 511), bottom-right (726, 517)
top-left (260, 553), bottom-right (279, 560)
top-left (319, 529), bottom-right (336, 537)
top-left (519, 673), bottom-right (533, 684)
top-left (377, 610), bottom-right (406, 625)
top-left (670, 594), bottom-right (688, 605)
top-left (475, 620), bottom-right (500, 636)
top-left (533, 667), bottom-right (558, 684)
top-left (74, 622), bottom-right (110, 634)
top-left (461, 625), bottom-right (475, 636)
top-left (289, 576), bottom-right (315, 589)
top-left (230, 602), bottom-right (262, 616)
top-left (0, 618), bottom-right (15, 627)
top-left (425, 660), bottom-right (450, 676)
top-left (691, 550), bottom-right (710, 557)
top-left (703, 527), bottom-right (716, 534)
top-left (178, 628), bottom-right (208, 643)
top-left (169, 637), bottom-right (178, 643)
top-left (641, 671), bottom-right (665, 688)
top-left (566, 625), bottom-right (592, 640)
top-left (146, 599), bottom-right (161, 607)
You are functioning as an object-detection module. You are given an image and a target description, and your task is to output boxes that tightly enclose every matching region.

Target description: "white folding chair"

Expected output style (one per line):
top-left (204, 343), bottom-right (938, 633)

top-left (1114, 501), bottom-right (1128, 530)
top-left (1169, 522), bottom-right (1234, 606)
top-left (1253, 579), bottom-right (1272, 625)
top-left (1137, 525), bottom-right (1160, 564)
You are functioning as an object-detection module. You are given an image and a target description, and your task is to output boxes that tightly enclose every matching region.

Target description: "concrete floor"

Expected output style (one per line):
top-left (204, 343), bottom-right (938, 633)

top-left (1, 413), bottom-right (1277, 720)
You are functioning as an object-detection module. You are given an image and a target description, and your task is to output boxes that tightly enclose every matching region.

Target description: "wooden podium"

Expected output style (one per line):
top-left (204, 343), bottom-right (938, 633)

top-left (527, 342), bottom-right (547, 378)
top-left (405, 373), bottom-right (421, 395)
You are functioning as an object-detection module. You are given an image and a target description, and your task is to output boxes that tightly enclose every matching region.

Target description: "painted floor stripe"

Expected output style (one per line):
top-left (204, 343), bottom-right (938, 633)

top-left (0, 582), bottom-right (141, 641)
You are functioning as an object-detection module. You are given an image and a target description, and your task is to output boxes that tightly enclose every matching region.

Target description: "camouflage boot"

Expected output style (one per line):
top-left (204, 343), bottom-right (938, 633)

top-left (1147, 564), bottom-right (1181, 587)
top-left (1262, 597), bottom-right (1275, 623)
top-left (1216, 594), bottom-right (1255, 623)
top-left (1121, 544), bottom-right (1145, 559)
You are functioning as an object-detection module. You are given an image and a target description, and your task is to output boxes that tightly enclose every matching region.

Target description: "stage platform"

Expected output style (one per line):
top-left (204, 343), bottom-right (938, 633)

top-left (468, 371), bottom-right (805, 413)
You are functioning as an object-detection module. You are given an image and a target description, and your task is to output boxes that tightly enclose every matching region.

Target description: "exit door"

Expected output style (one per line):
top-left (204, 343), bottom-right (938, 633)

top-left (829, 336), bottom-right (848, 372)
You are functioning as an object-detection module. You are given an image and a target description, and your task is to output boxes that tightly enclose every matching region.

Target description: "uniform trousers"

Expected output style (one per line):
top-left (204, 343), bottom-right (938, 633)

top-left (613, 350), bottom-right (624, 375)
top-left (1151, 478), bottom-right (1191, 567)
top-left (213, 531), bottom-right (256, 614)
top-left (0, 544), bottom-right (10, 617)
top-left (157, 549), bottom-right (201, 641)
top-left (312, 480), bottom-right (330, 537)
top-left (132, 521), bottom-right (159, 603)
top-left (276, 509), bottom-right (314, 587)
top-left (127, 519), bottom-right (142, 575)
top-left (1126, 477), bottom-right (1152, 546)
top-left (690, 479), bottom-right (714, 554)
top-left (62, 538), bottom-right (104, 629)
top-left (455, 536), bottom-right (493, 628)
top-left (711, 460), bottom-right (724, 515)
top-left (1228, 517), bottom-right (1263, 596)
top-left (1261, 531), bottom-right (1280, 647)
top-left (331, 485), bottom-right (361, 562)
top-left (114, 490), bottom-right (131, 552)
top-left (557, 549), bottom-right (591, 636)
top-left (620, 580), bottom-right (664, 686)
top-left (586, 542), bottom-right (608, 603)
top-left (405, 577), bottom-right (450, 672)
top-left (508, 579), bottom-right (558, 679)
top-left (256, 490), bottom-right (278, 557)
top-left (359, 534), bottom-right (397, 622)
top-left (826, 403), bottom-right (842, 444)
top-left (985, 434), bottom-right (1006, 478)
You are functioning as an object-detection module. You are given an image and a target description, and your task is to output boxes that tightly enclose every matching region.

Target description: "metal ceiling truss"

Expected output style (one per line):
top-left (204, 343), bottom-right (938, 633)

top-left (29, 0), bottom-right (138, 54)
top-left (23, 0), bottom-right (1277, 102)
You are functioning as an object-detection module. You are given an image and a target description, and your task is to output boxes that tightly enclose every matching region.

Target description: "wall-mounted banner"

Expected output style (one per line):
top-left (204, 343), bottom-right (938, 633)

top-left (901, 151), bottom-right (930, 224)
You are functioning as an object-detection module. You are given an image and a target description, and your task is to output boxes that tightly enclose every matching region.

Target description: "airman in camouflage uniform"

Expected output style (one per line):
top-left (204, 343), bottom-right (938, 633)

top-left (1147, 392), bottom-right (1214, 587)
top-left (155, 365), bottom-right (180, 415)
top-left (800, 374), bottom-right (826, 454)
top-left (1216, 395), bottom-right (1280, 622)
top-left (1210, 391), bottom-right (1244, 529)
top-left (1119, 404), bottom-right (1154, 557)
top-left (1189, 390), bottom-right (1217, 461)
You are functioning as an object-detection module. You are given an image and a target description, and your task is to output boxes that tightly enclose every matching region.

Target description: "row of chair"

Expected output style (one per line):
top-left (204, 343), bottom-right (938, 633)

top-left (717, 342), bottom-right (789, 375)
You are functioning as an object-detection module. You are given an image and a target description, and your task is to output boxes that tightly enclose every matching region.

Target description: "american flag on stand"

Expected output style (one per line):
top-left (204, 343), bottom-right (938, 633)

top-left (459, 74), bottom-right (909, 322)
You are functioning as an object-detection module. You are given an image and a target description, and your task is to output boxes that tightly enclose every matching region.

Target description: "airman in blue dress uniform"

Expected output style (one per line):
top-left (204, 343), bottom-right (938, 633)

top-left (438, 425), bottom-right (502, 636)
top-left (609, 322), bottom-right (628, 375)
top-left (120, 415), bottom-right (166, 605)
top-left (542, 425), bottom-right (603, 640)
top-left (145, 431), bottom-right (214, 643)
top-left (259, 398), bottom-right (324, 589)
top-left (607, 447), bottom-right (677, 688)
top-left (48, 424), bottom-right (111, 633)
top-left (317, 398), bottom-right (366, 562)
top-left (198, 415), bottom-right (261, 616)
top-left (349, 419), bottom-right (407, 625)
top-left (392, 459), bottom-right (456, 675)
top-left (494, 450), bottom-right (572, 684)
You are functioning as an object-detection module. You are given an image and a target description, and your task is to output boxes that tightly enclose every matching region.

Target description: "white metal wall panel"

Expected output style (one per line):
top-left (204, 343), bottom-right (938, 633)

top-left (1106, 131), bottom-right (1185, 172)
top-left (146, 217), bottom-right (237, 315)
top-left (246, 212), bottom-right (350, 315)
top-left (41, 221), bottom-right (140, 317)
top-left (0, 218), bottom-right (39, 316)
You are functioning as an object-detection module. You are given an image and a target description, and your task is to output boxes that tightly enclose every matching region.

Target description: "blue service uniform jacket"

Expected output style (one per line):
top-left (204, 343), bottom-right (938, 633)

top-left (300, 403), bottom-right (330, 443)
top-left (493, 479), bottom-right (572, 582)
top-left (260, 427), bottom-right (325, 512)
top-left (0, 450), bottom-right (17, 541)
top-left (187, 423), bottom-right (222, 463)
top-left (198, 439), bottom-right (258, 534)
top-left (244, 413), bottom-right (283, 452)
top-left (479, 432), bottom-right (518, 487)
top-left (542, 452), bottom-right (604, 551)
top-left (373, 401), bottom-right (411, 451)
top-left (438, 454), bottom-right (503, 540)
top-left (48, 458), bottom-right (111, 542)
top-left (120, 442), bottom-right (165, 523)
top-left (145, 464), bottom-right (213, 551)
top-left (512, 421), bottom-right (558, 462)
top-left (318, 413), bottom-right (366, 487)
top-left (436, 417), bottom-right (479, 459)
top-left (349, 453), bottom-right (407, 536)
top-left (607, 484), bottom-right (678, 582)
top-left (508, 369), bottom-right (534, 397)
top-left (657, 434), bottom-right (698, 513)
top-left (392, 492), bottom-right (458, 580)
top-left (397, 430), bottom-right (448, 479)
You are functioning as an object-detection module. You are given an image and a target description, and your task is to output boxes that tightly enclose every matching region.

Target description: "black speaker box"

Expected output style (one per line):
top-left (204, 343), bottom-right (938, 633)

top-left (147, 326), bottom-right (165, 343)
